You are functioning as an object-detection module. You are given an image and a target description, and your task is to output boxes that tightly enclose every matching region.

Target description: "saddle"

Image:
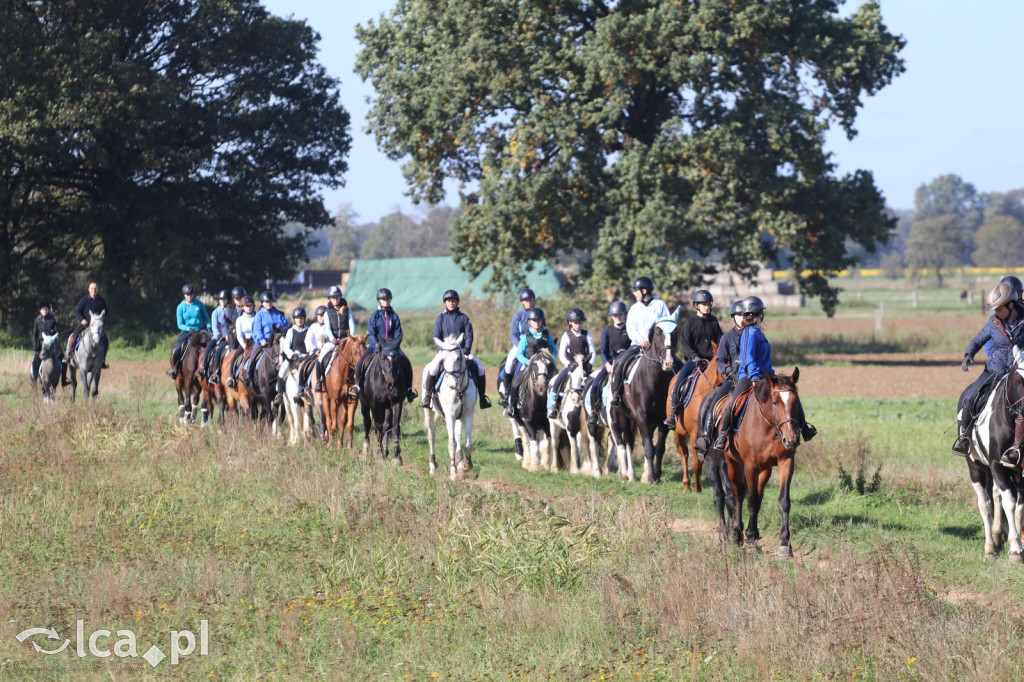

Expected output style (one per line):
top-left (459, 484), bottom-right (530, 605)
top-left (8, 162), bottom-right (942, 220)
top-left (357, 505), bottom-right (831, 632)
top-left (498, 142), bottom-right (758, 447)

top-left (298, 354), bottom-right (319, 389)
top-left (967, 369), bottom-right (1007, 420)
top-left (676, 362), bottom-right (708, 409)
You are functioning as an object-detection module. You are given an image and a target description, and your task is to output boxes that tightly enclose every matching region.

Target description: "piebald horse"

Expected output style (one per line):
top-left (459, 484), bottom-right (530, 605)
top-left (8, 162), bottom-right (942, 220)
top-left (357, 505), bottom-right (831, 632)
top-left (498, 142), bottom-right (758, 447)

top-left (550, 355), bottom-right (592, 476)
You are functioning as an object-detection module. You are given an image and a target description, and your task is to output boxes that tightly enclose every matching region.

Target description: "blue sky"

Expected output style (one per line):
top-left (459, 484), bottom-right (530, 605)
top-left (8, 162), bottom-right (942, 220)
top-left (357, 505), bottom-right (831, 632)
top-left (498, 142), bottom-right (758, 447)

top-left (262, 0), bottom-right (1024, 223)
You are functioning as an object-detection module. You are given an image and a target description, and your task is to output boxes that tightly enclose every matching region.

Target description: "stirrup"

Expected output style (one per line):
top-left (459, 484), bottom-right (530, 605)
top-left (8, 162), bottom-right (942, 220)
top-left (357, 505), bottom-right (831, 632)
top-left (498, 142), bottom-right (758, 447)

top-left (1000, 445), bottom-right (1022, 467)
top-left (951, 435), bottom-right (970, 456)
top-left (547, 408), bottom-right (558, 420)
top-left (166, 368), bottom-right (176, 379)
top-left (694, 435), bottom-right (709, 453)
top-left (480, 394), bottom-right (492, 409)
top-left (225, 377), bottom-right (236, 388)
top-left (663, 415), bottom-right (677, 429)
top-left (712, 434), bottom-right (728, 451)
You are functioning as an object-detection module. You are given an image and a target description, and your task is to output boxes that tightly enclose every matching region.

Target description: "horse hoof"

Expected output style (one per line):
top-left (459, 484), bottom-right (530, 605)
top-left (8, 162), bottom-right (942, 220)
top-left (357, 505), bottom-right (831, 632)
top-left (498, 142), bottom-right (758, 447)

top-left (1010, 552), bottom-right (1023, 564)
top-left (429, 462), bottom-right (437, 475)
top-left (985, 551), bottom-right (998, 561)
top-left (777, 546), bottom-right (793, 559)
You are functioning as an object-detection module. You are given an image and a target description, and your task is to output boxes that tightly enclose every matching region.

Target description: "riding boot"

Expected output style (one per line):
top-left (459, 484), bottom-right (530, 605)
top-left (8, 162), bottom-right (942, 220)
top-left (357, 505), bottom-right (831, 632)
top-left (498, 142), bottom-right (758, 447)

top-left (951, 420), bottom-right (971, 456)
top-left (476, 370), bottom-right (491, 409)
top-left (663, 399), bottom-right (678, 429)
top-left (60, 360), bottom-right (71, 387)
top-left (1000, 414), bottom-right (1024, 466)
top-left (166, 349), bottom-right (180, 379)
top-left (503, 385), bottom-right (517, 418)
top-left (421, 372), bottom-right (435, 409)
top-left (713, 401), bottom-right (734, 451)
top-left (801, 422), bottom-right (818, 442)
top-left (498, 371), bottom-right (512, 407)
top-left (349, 358), bottom-right (364, 399)
top-left (315, 363), bottom-right (325, 393)
top-left (273, 377), bottom-right (285, 404)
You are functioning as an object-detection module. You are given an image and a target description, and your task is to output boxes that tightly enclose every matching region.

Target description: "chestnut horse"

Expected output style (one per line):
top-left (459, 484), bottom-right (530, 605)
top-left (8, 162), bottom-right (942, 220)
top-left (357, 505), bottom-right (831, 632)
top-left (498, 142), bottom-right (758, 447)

top-left (712, 369), bottom-right (805, 557)
top-left (666, 343), bottom-right (721, 492)
top-left (318, 335), bottom-right (366, 448)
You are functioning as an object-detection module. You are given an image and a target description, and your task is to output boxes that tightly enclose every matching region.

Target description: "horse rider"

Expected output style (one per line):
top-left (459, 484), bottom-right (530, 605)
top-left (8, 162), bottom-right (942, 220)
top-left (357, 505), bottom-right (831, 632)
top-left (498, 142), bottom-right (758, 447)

top-left (274, 307), bottom-right (309, 405)
top-left (609, 276), bottom-right (671, 407)
top-left (306, 305), bottom-right (331, 392)
top-left (248, 291), bottom-right (289, 386)
top-left (712, 296), bottom-right (816, 451)
top-left (166, 284), bottom-right (211, 379)
top-left (350, 288), bottom-right (418, 403)
top-left (664, 289), bottom-right (723, 428)
top-left (499, 287), bottom-right (536, 405)
top-left (693, 300), bottom-right (744, 454)
top-left (503, 307), bottom-right (556, 418)
top-left (203, 288), bottom-right (241, 383)
top-left (225, 296), bottom-right (257, 388)
top-left (324, 285), bottom-right (357, 341)
top-left (547, 308), bottom-right (596, 419)
top-left (66, 281), bottom-right (110, 377)
top-left (585, 300), bottom-right (630, 425)
top-left (953, 282), bottom-right (1024, 462)
top-left (31, 302), bottom-right (63, 384)
top-left (422, 289), bottom-right (492, 410)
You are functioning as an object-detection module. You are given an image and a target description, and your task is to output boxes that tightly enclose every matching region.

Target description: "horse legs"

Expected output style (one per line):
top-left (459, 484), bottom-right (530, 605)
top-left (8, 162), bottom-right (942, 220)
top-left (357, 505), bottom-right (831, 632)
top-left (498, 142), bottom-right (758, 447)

top-left (543, 427), bottom-right (557, 473)
top-left (776, 456), bottom-right (795, 558)
top-left (675, 430), bottom-right (692, 492)
top-left (653, 424), bottom-right (668, 483)
top-left (969, 462), bottom-right (998, 558)
top-left (447, 413), bottom-right (459, 479)
top-left (995, 475), bottom-right (1024, 561)
top-left (585, 424), bottom-right (603, 479)
top-left (508, 418), bottom-right (524, 462)
top-left (461, 412), bottom-right (474, 474)
top-left (391, 403), bottom-right (404, 465)
top-left (725, 454), bottom-right (746, 545)
top-left (360, 402), bottom-right (372, 455)
top-left (744, 466), bottom-right (773, 551)
top-left (424, 409), bottom-right (439, 475)
top-left (639, 427), bottom-right (656, 484)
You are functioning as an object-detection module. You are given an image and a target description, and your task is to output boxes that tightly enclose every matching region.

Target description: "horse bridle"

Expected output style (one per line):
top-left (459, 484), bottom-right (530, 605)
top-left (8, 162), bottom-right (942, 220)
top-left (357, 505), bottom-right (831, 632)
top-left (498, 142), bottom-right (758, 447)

top-left (755, 380), bottom-right (801, 443)
top-left (444, 349), bottom-right (469, 399)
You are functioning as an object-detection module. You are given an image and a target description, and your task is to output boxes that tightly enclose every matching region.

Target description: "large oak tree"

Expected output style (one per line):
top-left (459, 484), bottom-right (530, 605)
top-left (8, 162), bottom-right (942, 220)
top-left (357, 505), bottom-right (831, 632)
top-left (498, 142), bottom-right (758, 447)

top-left (0, 0), bottom-right (350, 329)
top-left (357, 0), bottom-right (904, 313)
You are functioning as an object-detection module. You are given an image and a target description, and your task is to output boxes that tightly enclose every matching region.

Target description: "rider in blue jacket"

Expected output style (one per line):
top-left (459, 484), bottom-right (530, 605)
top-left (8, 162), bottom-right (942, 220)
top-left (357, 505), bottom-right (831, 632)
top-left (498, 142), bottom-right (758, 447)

top-left (503, 308), bottom-right (556, 418)
top-left (421, 289), bottom-right (491, 410)
top-left (953, 282), bottom-right (1024, 461)
top-left (350, 288), bottom-right (417, 402)
top-left (167, 284), bottom-right (211, 379)
top-left (247, 291), bottom-right (289, 385)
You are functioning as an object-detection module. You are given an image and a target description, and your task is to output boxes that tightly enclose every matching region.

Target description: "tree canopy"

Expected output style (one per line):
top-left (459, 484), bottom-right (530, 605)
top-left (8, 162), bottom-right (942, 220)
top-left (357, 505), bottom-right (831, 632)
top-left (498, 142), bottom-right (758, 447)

top-left (0, 0), bottom-right (351, 330)
top-left (356, 0), bottom-right (905, 314)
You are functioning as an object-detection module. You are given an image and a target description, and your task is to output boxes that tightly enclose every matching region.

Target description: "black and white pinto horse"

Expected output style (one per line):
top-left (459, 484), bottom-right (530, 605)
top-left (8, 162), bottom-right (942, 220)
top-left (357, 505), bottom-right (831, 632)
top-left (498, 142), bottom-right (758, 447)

top-left (611, 309), bottom-right (678, 483)
top-left (962, 351), bottom-right (1024, 561)
top-left (513, 349), bottom-right (559, 472)
top-left (70, 311), bottom-right (106, 403)
top-left (37, 332), bottom-right (62, 405)
top-left (550, 355), bottom-right (593, 476)
top-left (424, 334), bottom-right (477, 479)
top-left (360, 345), bottom-right (412, 464)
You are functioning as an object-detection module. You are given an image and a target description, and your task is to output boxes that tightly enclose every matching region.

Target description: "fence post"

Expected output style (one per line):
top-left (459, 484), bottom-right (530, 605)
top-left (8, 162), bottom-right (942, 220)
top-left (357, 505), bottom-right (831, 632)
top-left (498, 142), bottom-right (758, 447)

top-left (875, 304), bottom-right (883, 332)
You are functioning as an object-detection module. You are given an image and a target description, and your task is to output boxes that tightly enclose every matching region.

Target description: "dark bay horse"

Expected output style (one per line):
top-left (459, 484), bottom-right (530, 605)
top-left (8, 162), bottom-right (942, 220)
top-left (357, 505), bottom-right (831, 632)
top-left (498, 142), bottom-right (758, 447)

top-left (963, 364), bottom-right (1024, 561)
top-left (713, 369), bottom-right (805, 557)
top-left (614, 312), bottom-right (677, 483)
top-left (250, 330), bottom-right (286, 432)
top-left (513, 348), bottom-right (558, 472)
top-left (359, 346), bottom-right (412, 464)
top-left (173, 331), bottom-right (209, 423)
top-left (667, 343), bottom-right (722, 492)
top-left (319, 335), bottom-right (365, 449)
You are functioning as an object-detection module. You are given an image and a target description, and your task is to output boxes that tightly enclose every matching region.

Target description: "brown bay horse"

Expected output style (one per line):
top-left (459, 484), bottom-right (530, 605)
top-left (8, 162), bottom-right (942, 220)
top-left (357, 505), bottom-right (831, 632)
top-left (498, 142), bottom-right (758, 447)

top-left (711, 369), bottom-right (805, 557)
top-left (666, 343), bottom-right (721, 492)
top-left (173, 331), bottom-right (209, 423)
top-left (318, 334), bottom-right (366, 448)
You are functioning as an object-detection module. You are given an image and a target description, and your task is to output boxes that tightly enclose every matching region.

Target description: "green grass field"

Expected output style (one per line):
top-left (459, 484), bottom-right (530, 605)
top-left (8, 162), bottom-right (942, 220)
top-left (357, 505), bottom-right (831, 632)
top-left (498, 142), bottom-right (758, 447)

top-left (2, 276), bottom-right (1023, 680)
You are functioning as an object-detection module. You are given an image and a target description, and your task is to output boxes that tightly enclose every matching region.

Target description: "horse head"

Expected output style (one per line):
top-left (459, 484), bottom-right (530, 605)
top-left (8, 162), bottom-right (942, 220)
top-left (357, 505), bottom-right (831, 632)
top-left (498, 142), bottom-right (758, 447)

top-left (529, 348), bottom-right (556, 393)
top-left (435, 334), bottom-right (467, 387)
top-left (649, 313), bottom-right (677, 372)
top-left (754, 369), bottom-right (802, 450)
top-left (87, 310), bottom-right (105, 343)
top-left (41, 332), bottom-right (59, 359)
top-left (567, 353), bottom-right (588, 404)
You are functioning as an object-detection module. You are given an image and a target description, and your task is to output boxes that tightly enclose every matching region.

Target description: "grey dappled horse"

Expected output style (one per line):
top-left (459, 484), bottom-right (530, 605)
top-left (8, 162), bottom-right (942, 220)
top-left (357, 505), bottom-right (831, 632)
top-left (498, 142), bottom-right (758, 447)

top-left (37, 332), bottom-right (62, 405)
top-left (70, 311), bottom-right (106, 402)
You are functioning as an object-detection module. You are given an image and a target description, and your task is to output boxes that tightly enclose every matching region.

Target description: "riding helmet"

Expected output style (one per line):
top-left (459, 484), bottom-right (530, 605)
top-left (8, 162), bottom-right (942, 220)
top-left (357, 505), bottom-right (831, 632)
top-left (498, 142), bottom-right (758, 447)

top-left (729, 300), bottom-right (743, 316)
top-left (691, 289), bottom-right (714, 305)
top-left (739, 296), bottom-right (766, 315)
top-left (314, 305), bottom-right (328, 317)
top-left (260, 291), bottom-right (275, 303)
top-left (631, 276), bottom-right (655, 292)
top-left (518, 287), bottom-right (536, 301)
top-left (1000, 275), bottom-right (1023, 300)
top-left (292, 307), bottom-right (306, 319)
top-left (376, 287), bottom-right (393, 301)
top-left (182, 284), bottom-right (196, 296)
top-left (243, 295), bottom-right (255, 306)
top-left (987, 283), bottom-right (1016, 310)
top-left (442, 289), bottom-right (460, 303)
top-left (607, 300), bottom-right (628, 316)
top-left (526, 307), bottom-right (545, 322)
top-left (566, 308), bottom-right (586, 323)
top-left (327, 285), bottom-right (343, 298)
top-left (231, 286), bottom-right (246, 300)
top-left (217, 289), bottom-right (230, 300)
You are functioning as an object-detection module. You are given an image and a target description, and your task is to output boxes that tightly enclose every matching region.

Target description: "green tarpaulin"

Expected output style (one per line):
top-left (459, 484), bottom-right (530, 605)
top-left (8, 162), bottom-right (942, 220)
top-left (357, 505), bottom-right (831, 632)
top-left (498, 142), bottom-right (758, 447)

top-left (343, 257), bottom-right (563, 310)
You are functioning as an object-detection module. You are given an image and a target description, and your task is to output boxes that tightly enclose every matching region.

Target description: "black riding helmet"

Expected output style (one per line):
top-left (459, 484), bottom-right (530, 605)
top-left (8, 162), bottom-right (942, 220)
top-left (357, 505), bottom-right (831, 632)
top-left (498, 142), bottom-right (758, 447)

top-left (631, 276), bottom-right (655, 291)
top-left (608, 301), bottom-right (628, 316)
top-left (526, 308), bottom-right (545, 322)
top-left (217, 289), bottom-right (230, 300)
top-left (243, 295), bottom-right (255, 306)
top-left (292, 307), bottom-right (306, 319)
top-left (442, 289), bottom-right (460, 303)
top-left (729, 300), bottom-right (743, 316)
top-left (376, 287), bottom-right (393, 301)
top-left (1000, 275), bottom-right (1023, 300)
top-left (231, 286), bottom-right (246, 300)
top-left (566, 308), bottom-right (586, 323)
top-left (692, 289), bottom-right (714, 305)
top-left (518, 287), bottom-right (536, 301)
top-left (182, 284), bottom-right (196, 296)
top-left (314, 305), bottom-right (327, 317)
top-left (739, 296), bottom-right (766, 315)
top-left (327, 285), bottom-right (343, 298)
top-left (260, 291), bottom-right (275, 303)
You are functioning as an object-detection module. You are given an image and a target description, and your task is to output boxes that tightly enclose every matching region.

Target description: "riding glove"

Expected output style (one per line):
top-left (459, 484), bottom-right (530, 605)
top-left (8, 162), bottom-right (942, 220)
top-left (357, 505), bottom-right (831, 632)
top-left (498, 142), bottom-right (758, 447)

top-left (961, 354), bottom-right (973, 373)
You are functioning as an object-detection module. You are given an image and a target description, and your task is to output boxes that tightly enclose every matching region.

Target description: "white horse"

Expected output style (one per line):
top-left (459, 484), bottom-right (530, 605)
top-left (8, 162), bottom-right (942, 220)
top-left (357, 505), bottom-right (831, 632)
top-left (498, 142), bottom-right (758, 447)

top-left (550, 355), bottom-right (592, 475)
top-left (37, 332), bottom-right (62, 405)
top-left (70, 311), bottom-right (105, 403)
top-left (283, 356), bottom-right (316, 444)
top-left (424, 334), bottom-right (476, 479)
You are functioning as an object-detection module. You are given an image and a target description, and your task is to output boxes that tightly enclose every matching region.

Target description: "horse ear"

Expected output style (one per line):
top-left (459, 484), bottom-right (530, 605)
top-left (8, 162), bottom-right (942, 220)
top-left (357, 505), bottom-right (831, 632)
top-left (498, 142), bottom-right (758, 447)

top-left (98, 310), bottom-right (106, 321)
top-left (792, 367), bottom-right (799, 384)
top-left (672, 306), bottom-right (681, 322)
top-left (755, 377), bottom-right (771, 403)
top-left (456, 332), bottom-right (465, 346)
top-left (433, 337), bottom-right (444, 348)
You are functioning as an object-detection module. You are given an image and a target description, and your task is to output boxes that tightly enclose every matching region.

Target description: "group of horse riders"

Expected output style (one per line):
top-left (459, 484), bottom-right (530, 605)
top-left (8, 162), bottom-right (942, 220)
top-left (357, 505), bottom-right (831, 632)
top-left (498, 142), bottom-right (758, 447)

top-left (29, 281), bottom-right (110, 387)
top-left (953, 274), bottom-right (1024, 466)
top-left (497, 276), bottom-right (816, 453)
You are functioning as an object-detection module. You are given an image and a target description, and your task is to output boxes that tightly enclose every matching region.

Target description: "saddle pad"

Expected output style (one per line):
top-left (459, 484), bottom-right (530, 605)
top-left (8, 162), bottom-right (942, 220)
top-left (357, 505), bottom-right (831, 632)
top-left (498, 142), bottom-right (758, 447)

top-left (298, 355), bottom-right (318, 388)
top-left (322, 347), bottom-right (337, 376)
top-left (623, 354), bottom-right (642, 386)
top-left (434, 370), bottom-right (446, 391)
top-left (680, 368), bottom-right (703, 409)
top-left (729, 386), bottom-right (756, 431)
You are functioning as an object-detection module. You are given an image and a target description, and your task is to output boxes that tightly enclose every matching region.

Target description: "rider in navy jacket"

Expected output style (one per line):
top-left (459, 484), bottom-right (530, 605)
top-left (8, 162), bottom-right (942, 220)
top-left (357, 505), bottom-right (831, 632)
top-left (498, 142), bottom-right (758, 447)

top-left (431, 308), bottom-right (474, 354)
top-left (422, 289), bottom-right (490, 410)
top-left (350, 289), bottom-right (417, 402)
